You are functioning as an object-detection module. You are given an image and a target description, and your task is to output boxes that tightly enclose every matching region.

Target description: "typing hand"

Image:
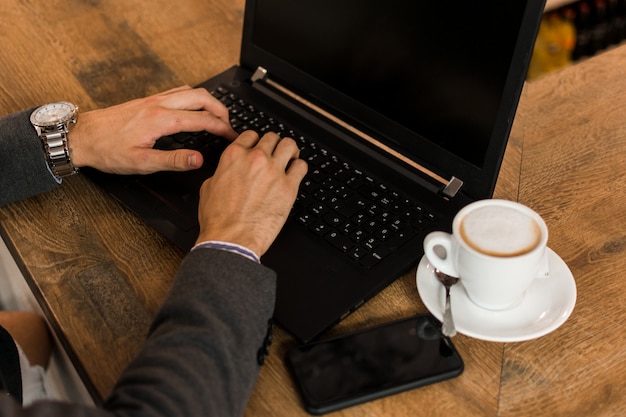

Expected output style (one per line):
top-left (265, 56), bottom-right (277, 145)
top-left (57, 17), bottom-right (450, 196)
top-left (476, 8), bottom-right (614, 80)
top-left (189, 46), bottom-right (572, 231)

top-left (70, 86), bottom-right (237, 175)
top-left (195, 131), bottom-right (308, 257)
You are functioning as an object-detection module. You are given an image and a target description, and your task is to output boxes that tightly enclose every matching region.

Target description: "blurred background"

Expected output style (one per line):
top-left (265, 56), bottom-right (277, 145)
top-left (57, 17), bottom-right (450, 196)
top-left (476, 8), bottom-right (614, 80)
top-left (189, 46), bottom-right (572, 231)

top-left (528, 0), bottom-right (626, 79)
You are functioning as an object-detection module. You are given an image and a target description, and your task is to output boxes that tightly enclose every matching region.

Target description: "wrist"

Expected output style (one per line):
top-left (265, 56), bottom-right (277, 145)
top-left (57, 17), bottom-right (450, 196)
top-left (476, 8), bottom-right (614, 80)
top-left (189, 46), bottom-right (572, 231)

top-left (192, 241), bottom-right (260, 263)
top-left (67, 111), bottom-right (94, 169)
top-left (195, 228), bottom-right (265, 259)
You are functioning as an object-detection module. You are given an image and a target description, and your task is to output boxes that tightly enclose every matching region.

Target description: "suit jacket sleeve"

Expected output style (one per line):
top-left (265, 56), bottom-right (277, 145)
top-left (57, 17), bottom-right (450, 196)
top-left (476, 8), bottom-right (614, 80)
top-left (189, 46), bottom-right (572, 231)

top-left (1, 109), bottom-right (278, 416)
top-left (0, 108), bottom-right (60, 206)
top-left (0, 248), bottom-right (277, 417)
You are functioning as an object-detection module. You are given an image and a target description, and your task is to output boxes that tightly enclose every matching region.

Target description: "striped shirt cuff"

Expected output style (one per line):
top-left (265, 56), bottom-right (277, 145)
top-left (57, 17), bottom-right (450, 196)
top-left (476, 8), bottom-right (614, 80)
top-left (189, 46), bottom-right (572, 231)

top-left (191, 240), bottom-right (260, 264)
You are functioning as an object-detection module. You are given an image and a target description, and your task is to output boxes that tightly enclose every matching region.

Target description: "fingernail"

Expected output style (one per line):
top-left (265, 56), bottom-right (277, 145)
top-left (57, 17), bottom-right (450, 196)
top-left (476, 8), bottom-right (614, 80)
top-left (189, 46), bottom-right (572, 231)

top-left (188, 154), bottom-right (198, 168)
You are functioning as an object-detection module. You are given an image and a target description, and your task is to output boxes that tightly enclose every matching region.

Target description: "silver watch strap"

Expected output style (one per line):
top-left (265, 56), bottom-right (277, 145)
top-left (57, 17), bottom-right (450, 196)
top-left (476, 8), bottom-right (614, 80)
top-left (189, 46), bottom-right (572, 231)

top-left (41, 127), bottom-right (78, 177)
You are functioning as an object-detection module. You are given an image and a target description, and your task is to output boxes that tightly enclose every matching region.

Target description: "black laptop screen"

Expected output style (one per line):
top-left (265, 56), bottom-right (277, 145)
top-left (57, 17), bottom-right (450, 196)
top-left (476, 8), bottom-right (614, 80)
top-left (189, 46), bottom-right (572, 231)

top-left (245, 0), bottom-right (543, 198)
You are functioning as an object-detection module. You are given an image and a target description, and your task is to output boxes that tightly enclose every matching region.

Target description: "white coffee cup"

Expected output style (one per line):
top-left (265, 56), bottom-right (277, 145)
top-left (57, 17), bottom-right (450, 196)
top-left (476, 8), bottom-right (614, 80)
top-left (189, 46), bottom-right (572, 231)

top-left (423, 199), bottom-right (549, 310)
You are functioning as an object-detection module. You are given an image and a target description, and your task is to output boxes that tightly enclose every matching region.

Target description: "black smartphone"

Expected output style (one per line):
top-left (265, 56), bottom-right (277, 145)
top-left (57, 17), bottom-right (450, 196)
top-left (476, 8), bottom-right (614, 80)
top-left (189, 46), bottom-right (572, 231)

top-left (286, 313), bottom-right (464, 415)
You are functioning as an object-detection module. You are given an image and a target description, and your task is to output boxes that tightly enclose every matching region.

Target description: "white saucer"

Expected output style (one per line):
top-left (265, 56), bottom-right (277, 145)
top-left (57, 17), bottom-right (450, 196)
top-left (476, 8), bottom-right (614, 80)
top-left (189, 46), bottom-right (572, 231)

top-left (416, 248), bottom-right (576, 342)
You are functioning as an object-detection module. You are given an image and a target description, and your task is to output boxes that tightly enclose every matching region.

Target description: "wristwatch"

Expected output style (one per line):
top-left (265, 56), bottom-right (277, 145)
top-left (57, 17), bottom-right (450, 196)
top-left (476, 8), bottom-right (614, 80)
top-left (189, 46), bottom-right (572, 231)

top-left (30, 101), bottom-right (79, 178)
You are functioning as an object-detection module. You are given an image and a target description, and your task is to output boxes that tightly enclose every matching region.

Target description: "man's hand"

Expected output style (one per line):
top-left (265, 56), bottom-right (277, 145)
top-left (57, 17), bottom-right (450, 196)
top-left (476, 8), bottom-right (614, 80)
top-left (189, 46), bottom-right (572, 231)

top-left (70, 86), bottom-right (237, 174)
top-left (195, 131), bottom-right (308, 257)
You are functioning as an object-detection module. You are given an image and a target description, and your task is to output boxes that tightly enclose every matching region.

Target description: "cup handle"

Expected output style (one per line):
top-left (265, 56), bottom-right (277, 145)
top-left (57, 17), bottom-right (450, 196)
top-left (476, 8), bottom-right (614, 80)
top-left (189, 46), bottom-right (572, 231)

top-left (423, 231), bottom-right (459, 277)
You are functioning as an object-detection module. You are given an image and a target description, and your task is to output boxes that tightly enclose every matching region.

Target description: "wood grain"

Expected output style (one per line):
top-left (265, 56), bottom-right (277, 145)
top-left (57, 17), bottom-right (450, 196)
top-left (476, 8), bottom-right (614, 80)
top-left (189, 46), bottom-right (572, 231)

top-left (499, 46), bottom-right (626, 417)
top-left (1, 0), bottom-right (625, 415)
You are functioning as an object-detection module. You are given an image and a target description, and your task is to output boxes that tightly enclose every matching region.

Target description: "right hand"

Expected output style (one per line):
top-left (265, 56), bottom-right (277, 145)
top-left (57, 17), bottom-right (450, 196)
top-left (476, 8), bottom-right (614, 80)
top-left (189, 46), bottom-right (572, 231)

top-left (195, 131), bottom-right (308, 257)
top-left (71, 86), bottom-right (237, 175)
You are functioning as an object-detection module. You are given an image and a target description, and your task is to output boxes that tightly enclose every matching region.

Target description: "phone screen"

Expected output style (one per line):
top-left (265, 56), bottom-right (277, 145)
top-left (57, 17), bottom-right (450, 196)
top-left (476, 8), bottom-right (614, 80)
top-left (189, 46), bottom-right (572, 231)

top-left (286, 314), bottom-right (463, 414)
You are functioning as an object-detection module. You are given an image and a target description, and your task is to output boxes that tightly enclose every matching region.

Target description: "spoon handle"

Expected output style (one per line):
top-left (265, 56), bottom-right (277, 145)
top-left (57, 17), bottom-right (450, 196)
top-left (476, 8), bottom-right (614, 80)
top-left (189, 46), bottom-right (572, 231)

top-left (442, 287), bottom-right (457, 337)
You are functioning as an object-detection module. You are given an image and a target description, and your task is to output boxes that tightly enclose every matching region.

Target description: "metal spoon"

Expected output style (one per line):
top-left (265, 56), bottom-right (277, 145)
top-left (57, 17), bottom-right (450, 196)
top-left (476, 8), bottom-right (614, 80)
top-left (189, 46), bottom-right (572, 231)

top-left (435, 269), bottom-right (459, 337)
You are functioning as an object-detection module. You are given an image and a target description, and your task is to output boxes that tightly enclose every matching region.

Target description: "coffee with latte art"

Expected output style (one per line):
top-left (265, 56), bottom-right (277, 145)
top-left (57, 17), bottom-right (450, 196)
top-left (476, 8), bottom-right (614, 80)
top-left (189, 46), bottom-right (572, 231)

top-left (459, 205), bottom-right (542, 257)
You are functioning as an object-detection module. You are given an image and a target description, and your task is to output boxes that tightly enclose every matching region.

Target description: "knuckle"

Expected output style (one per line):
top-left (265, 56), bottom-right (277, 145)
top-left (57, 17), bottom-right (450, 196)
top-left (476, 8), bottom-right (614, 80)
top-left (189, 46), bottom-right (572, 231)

top-left (248, 148), bottom-right (269, 165)
top-left (220, 143), bottom-right (245, 162)
top-left (139, 105), bottom-right (166, 121)
top-left (223, 143), bottom-right (241, 156)
top-left (168, 150), bottom-right (189, 170)
top-left (282, 137), bottom-right (299, 151)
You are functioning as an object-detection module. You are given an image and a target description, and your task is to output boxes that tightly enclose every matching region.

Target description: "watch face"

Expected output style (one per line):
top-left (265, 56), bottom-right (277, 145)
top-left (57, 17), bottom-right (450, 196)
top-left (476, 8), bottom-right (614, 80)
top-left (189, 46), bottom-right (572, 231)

top-left (30, 102), bottom-right (77, 126)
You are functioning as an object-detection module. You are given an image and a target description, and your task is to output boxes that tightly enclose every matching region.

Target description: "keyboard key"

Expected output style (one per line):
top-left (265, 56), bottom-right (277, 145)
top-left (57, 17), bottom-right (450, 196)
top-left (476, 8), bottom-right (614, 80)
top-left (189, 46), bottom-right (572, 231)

top-left (386, 228), bottom-right (417, 249)
top-left (363, 237), bottom-right (378, 251)
top-left (295, 191), bottom-right (315, 208)
top-left (350, 229), bottom-right (366, 243)
top-left (411, 217), bottom-right (429, 230)
top-left (372, 244), bottom-right (394, 260)
top-left (335, 195), bottom-right (367, 218)
top-left (308, 169), bottom-right (326, 183)
top-left (325, 231), bottom-right (354, 252)
top-left (389, 218), bottom-right (406, 231)
top-left (359, 183), bottom-right (382, 200)
top-left (333, 185), bottom-right (352, 199)
top-left (339, 220), bottom-right (358, 235)
top-left (363, 219), bottom-right (379, 233)
top-left (348, 246), bottom-right (367, 262)
top-left (309, 220), bottom-right (329, 235)
top-left (352, 213), bottom-right (369, 225)
top-left (313, 188), bottom-right (331, 202)
top-left (359, 254), bottom-right (381, 269)
top-left (323, 212), bottom-right (344, 227)
top-left (376, 211), bottom-right (392, 223)
top-left (309, 203), bottom-right (329, 217)
top-left (296, 211), bottom-right (314, 226)
top-left (375, 226), bottom-right (393, 241)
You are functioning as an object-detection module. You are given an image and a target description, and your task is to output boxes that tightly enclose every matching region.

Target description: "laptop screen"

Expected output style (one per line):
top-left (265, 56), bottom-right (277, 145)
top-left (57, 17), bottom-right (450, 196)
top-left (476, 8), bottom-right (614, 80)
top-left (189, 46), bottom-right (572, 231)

top-left (242, 0), bottom-right (544, 198)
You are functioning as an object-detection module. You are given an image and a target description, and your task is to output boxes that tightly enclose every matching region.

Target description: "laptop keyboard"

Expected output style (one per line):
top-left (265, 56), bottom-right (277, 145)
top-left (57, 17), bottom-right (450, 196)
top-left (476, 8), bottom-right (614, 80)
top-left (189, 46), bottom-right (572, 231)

top-left (154, 85), bottom-right (437, 269)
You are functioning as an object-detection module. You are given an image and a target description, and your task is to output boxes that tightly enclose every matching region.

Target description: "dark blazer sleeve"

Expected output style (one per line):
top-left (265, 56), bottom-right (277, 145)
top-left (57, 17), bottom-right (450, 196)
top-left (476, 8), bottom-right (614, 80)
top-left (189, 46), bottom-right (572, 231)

top-left (0, 248), bottom-right (277, 417)
top-left (0, 108), bottom-right (60, 206)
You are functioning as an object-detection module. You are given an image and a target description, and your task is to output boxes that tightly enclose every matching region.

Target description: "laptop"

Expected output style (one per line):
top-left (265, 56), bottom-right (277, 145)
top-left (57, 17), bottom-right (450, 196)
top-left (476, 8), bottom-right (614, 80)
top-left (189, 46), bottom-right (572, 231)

top-left (85, 0), bottom-right (545, 342)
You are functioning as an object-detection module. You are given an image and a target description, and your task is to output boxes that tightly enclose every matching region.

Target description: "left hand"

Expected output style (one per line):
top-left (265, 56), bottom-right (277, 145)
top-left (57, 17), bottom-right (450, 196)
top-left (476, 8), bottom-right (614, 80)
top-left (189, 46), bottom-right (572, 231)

top-left (195, 131), bottom-right (308, 257)
top-left (70, 86), bottom-right (237, 175)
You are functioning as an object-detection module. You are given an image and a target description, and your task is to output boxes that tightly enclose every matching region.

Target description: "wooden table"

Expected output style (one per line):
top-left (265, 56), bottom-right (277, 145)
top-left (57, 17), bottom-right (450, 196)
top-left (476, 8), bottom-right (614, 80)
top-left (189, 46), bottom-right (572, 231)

top-left (1, 1), bottom-right (625, 415)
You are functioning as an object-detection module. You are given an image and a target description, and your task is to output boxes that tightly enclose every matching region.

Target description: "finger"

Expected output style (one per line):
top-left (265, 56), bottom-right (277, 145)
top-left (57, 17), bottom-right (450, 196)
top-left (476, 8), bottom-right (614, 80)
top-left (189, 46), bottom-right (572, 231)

top-left (285, 158), bottom-right (308, 182)
top-left (233, 130), bottom-right (261, 148)
top-left (156, 109), bottom-right (237, 140)
top-left (139, 149), bottom-right (204, 173)
top-left (158, 87), bottom-right (230, 122)
top-left (255, 131), bottom-right (282, 154)
top-left (156, 85), bottom-right (193, 96)
top-left (272, 137), bottom-right (301, 164)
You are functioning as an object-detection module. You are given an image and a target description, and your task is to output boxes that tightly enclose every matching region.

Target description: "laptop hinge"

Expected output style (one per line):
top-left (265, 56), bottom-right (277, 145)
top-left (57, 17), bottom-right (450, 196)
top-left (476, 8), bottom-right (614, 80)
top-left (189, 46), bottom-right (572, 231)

top-left (441, 176), bottom-right (464, 198)
top-left (250, 66), bottom-right (455, 195)
top-left (251, 66), bottom-right (268, 83)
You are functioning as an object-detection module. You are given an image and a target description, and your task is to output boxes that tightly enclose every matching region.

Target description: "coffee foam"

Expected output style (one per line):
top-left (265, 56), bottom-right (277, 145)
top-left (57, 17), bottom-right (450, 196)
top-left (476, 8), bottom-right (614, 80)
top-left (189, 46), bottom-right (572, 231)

top-left (459, 205), bottom-right (542, 257)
